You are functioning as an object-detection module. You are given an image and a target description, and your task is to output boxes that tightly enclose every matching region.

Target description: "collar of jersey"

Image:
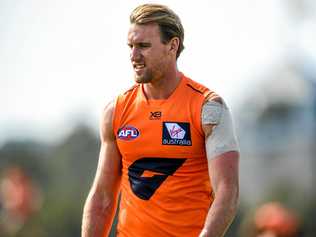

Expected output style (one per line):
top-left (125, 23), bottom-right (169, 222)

top-left (140, 72), bottom-right (185, 106)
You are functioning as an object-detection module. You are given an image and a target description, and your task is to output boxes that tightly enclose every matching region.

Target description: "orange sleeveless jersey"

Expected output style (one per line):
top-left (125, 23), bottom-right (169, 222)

top-left (113, 73), bottom-right (216, 237)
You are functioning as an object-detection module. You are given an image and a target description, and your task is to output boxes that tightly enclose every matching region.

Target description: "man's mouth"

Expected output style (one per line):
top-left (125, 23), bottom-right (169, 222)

top-left (133, 63), bottom-right (146, 74)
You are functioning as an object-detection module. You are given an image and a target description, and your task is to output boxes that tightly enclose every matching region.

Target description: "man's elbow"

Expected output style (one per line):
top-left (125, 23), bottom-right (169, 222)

top-left (231, 191), bottom-right (239, 217)
top-left (216, 182), bottom-right (239, 215)
top-left (228, 184), bottom-right (239, 216)
top-left (83, 190), bottom-right (115, 217)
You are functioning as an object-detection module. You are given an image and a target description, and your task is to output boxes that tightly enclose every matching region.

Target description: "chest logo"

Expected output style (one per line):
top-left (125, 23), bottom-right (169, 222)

top-left (162, 122), bottom-right (192, 146)
top-left (128, 157), bottom-right (186, 200)
top-left (117, 126), bottom-right (140, 140)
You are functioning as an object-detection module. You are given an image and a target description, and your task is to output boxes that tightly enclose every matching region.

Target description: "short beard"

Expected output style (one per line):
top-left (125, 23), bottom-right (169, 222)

top-left (134, 70), bottom-right (153, 84)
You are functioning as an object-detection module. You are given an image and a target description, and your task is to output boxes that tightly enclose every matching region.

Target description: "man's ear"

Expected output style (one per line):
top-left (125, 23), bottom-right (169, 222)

top-left (169, 37), bottom-right (180, 56)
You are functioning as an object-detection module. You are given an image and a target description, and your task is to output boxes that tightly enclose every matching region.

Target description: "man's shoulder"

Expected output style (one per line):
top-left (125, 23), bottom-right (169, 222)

top-left (115, 84), bottom-right (140, 103)
top-left (182, 75), bottom-right (217, 99)
top-left (112, 84), bottom-right (141, 115)
top-left (120, 84), bottom-right (140, 96)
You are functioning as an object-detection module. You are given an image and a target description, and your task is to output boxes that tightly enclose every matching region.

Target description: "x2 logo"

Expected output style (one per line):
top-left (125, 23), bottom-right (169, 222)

top-left (128, 157), bottom-right (186, 200)
top-left (162, 122), bottom-right (192, 146)
top-left (149, 111), bottom-right (162, 120)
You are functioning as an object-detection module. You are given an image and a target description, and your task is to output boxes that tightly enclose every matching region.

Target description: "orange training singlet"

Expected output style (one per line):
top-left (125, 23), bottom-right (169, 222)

top-left (113, 73), bottom-right (215, 237)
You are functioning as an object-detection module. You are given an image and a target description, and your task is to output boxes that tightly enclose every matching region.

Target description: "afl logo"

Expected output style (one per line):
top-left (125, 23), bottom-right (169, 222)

top-left (117, 126), bottom-right (140, 140)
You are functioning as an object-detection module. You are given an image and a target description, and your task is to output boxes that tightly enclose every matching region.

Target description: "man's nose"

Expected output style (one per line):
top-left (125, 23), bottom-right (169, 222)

top-left (130, 47), bottom-right (141, 61)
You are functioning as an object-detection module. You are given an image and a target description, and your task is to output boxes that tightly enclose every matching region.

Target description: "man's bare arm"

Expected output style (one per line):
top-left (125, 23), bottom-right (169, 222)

top-left (199, 151), bottom-right (239, 237)
top-left (199, 98), bottom-right (240, 237)
top-left (82, 101), bottom-right (122, 237)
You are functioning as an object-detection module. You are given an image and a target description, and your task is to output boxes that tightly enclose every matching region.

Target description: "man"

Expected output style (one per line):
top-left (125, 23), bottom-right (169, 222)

top-left (82, 3), bottom-right (239, 237)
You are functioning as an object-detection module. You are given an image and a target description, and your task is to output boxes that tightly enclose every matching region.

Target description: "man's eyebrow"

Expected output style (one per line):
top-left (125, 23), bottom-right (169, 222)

top-left (127, 42), bottom-right (151, 47)
top-left (138, 42), bottom-right (151, 46)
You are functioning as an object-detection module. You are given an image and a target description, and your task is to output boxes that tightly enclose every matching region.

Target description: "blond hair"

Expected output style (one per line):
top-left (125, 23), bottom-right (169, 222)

top-left (130, 4), bottom-right (185, 59)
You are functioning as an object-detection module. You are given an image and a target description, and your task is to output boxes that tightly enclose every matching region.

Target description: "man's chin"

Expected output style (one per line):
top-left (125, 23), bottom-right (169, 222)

top-left (134, 75), bottom-right (151, 84)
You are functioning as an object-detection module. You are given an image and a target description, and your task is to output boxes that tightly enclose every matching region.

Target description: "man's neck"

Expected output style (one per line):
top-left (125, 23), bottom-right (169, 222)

top-left (143, 70), bottom-right (181, 100)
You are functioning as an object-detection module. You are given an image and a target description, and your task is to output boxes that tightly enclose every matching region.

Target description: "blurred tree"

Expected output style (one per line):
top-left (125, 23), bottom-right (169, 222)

top-left (0, 123), bottom-right (99, 237)
top-left (41, 123), bottom-right (99, 237)
top-left (0, 141), bottom-right (50, 186)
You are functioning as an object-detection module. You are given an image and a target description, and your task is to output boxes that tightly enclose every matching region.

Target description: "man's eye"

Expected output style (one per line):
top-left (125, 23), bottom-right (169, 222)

top-left (139, 43), bottom-right (150, 48)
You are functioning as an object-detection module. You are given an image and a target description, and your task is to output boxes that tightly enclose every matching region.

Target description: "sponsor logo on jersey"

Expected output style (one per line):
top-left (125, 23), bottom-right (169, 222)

top-left (117, 126), bottom-right (140, 140)
top-left (162, 122), bottom-right (192, 146)
top-left (149, 111), bottom-right (162, 120)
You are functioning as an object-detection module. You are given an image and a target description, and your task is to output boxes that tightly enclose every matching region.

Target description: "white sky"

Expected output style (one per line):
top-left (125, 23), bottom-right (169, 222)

top-left (0, 0), bottom-right (314, 144)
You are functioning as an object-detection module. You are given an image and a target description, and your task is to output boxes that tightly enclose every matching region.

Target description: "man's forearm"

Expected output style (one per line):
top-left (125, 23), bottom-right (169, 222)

top-left (199, 188), bottom-right (238, 237)
top-left (82, 211), bottom-right (109, 237)
top-left (81, 192), bottom-right (117, 237)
